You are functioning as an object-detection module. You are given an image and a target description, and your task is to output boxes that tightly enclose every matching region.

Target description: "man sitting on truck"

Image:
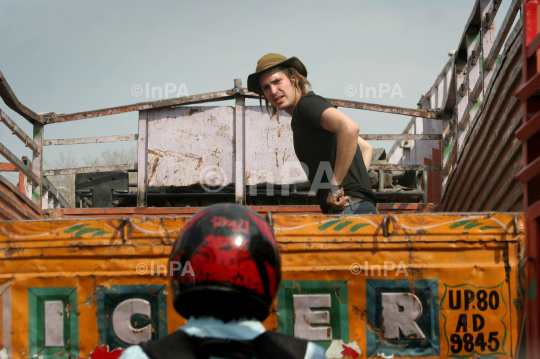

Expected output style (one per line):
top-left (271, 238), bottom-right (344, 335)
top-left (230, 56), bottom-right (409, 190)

top-left (247, 53), bottom-right (378, 214)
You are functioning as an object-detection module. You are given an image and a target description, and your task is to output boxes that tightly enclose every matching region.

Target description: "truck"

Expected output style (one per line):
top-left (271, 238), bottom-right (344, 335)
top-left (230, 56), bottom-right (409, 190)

top-left (0, 0), bottom-right (538, 358)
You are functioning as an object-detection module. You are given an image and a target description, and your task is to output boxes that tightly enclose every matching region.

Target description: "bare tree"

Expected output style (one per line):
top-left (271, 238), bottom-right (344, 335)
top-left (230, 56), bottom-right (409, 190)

top-left (45, 152), bottom-right (78, 208)
top-left (46, 145), bottom-right (137, 208)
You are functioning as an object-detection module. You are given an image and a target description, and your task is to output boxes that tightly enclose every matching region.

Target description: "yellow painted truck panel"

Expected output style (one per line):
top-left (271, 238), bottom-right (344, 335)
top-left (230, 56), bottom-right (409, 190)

top-left (0, 213), bottom-right (524, 359)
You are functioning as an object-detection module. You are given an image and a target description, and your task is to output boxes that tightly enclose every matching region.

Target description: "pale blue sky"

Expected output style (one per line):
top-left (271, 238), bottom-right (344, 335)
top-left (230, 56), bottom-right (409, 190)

top-left (0, 0), bottom-right (515, 184)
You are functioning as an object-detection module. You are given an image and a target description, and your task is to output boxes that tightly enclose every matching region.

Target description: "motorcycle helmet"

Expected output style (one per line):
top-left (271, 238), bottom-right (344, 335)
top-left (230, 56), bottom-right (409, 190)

top-left (169, 204), bottom-right (281, 321)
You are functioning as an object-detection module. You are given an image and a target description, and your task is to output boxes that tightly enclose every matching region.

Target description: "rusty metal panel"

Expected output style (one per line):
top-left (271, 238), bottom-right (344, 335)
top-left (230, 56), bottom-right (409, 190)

top-left (0, 213), bottom-right (524, 358)
top-left (44, 164), bottom-right (137, 177)
top-left (145, 106), bottom-right (308, 188)
top-left (146, 106), bottom-right (235, 187)
top-left (244, 107), bottom-right (307, 185)
top-left (43, 134), bottom-right (137, 146)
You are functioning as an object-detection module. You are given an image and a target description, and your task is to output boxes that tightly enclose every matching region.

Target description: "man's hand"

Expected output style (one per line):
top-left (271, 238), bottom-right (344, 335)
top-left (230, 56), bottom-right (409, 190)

top-left (326, 188), bottom-right (346, 210)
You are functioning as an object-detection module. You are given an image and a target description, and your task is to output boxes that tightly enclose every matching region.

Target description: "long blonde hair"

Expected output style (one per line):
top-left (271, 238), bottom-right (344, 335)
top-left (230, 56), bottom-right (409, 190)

top-left (258, 67), bottom-right (312, 118)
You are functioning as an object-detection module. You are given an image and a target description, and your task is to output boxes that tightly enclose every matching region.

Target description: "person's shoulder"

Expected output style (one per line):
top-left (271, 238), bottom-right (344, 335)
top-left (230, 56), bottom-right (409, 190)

top-left (297, 91), bottom-right (332, 106)
top-left (294, 91), bottom-right (335, 128)
top-left (305, 342), bottom-right (327, 359)
top-left (119, 345), bottom-right (150, 359)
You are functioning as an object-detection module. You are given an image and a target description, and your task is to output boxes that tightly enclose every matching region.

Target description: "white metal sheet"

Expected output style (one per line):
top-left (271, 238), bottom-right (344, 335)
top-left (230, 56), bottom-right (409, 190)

top-left (44, 301), bottom-right (64, 347)
top-left (245, 107), bottom-right (307, 185)
top-left (145, 106), bottom-right (308, 187)
top-left (146, 107), bottom-right (235, 187)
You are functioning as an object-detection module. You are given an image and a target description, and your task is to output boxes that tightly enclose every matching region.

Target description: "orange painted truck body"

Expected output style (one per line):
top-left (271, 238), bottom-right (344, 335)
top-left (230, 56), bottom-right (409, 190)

top-left (0, 212), bottom-right (524, 359)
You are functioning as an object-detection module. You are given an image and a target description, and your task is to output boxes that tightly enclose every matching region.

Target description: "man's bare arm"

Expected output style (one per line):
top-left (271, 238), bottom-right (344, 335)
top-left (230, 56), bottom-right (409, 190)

top-left (357, 136), bottom-right (373, 171)
top-left (318, 107), bottom-right (359, 186)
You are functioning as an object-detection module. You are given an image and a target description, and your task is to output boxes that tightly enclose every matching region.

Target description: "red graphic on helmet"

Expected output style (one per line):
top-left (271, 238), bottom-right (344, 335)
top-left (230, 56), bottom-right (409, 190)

top-left (178, 234), bottom-right (276, 296)
top-left (210, 216), bottom-right (250, 234)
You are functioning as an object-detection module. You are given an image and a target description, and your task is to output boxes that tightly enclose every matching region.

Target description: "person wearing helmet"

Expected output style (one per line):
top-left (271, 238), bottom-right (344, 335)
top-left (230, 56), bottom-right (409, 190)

top-left (120, 204), bottom-right (326, 359)
top-left (247, 54), bottom-right (378, 215)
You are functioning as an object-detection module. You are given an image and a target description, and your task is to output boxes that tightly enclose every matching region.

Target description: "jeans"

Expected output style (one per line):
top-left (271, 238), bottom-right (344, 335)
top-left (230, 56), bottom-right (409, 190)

top-left (328, 199), bottom-right (379, 215)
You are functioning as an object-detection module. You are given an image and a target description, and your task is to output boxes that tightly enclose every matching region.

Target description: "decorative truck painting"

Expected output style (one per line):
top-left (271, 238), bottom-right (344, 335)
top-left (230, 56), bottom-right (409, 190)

top-left (0, 213), bottom-right (524, 358)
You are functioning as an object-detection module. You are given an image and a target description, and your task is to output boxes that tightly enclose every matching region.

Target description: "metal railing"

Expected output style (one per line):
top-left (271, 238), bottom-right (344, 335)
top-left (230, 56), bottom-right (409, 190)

top-left (0, 102), bottom-right (68, 209)
top-left (0, 76), bottom-right (444, 209)
top-left (35, 83), bottom-right (442, 208)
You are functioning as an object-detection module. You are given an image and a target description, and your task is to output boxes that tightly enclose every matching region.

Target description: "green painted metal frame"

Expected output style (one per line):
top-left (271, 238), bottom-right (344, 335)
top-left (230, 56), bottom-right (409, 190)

top-left (96, 285), bottom-right (168, 350)
top-left (276, 280), bottom-right (349, 350)
top-left (366, 279), bottom-right (440, 358)
top-left (28, 287), bottom-right (79, 359)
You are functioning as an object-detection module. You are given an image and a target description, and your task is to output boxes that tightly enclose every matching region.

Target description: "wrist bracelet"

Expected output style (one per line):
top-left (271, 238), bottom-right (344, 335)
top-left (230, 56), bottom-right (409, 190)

top-left (330, 185), bottom-right (342, 196)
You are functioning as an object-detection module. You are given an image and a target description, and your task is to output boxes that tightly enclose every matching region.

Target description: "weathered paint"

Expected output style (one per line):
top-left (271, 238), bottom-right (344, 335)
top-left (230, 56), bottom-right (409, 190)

top-left (146, 106), bottom-right (235, 187)
top-left (327, 99), bottom-right (440, 119)
top-left (49, 90), bottom-right (237, 124)
top-left (144, 106), bottom-right (309, 188)
top-left (244, 107), bottom-right (308, 185)
top-left (44, 164), bottom-right (137, 177)
top-left (235, 95), bottom-right (246, 204)
top-left (0, 213), bottom-right (524, 358)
